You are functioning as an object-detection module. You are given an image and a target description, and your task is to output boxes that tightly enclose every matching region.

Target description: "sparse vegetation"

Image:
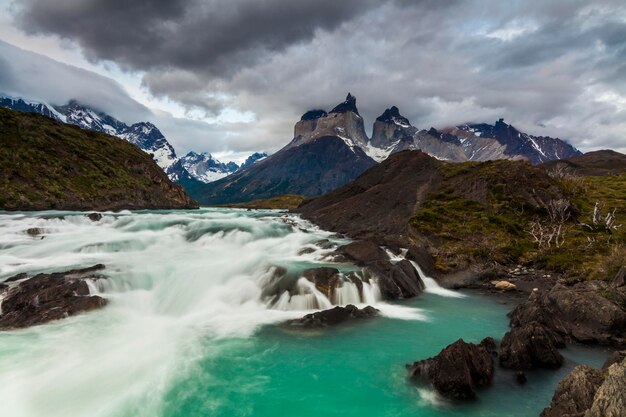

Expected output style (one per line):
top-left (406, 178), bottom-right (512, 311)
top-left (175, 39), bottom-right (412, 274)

top-left (410, 160), bottom-right (625, 280)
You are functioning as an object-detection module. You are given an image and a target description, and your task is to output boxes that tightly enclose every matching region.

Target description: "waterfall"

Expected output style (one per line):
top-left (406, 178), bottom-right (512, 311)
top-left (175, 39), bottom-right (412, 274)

top-left (271, 274), bottom-right (383, 311)
top-left (409, 261), bottom-right (465, 298)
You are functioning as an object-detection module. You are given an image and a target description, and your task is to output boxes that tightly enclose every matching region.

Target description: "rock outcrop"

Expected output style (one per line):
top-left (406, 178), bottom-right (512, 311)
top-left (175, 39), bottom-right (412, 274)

top-left (508, 281), bottom-right (626, 348)
top-left (541, 365), bottom-right (605, 417)
top-left (407, 338), bottom-right (496, 400)
top-left (585, 358), bottom-right (626, 417)
top-left (292, 93), bottom-right (369, 150)
top-left (284, 304), bottom-right (379, 328)
top-left (542, 357), bottom-right (626, 417)
top-left (337, 240), bottom-right (425, 300)
top-left (0, 265), bottom-right (108, 330)
top-left (499, 321), bottom-right (565, 370)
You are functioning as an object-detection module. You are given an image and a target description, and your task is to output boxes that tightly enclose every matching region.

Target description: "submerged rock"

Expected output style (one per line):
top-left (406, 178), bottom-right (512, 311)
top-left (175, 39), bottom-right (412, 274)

top-left (0, 264), bottom-right (108, 330)
top-left (284, 304), bottom-right (379, 328)
top-left (407, 338), bottom-right (495, 400)
top-left (508, 281), bottom-right (626, 348)
top-left (499, 321), bottom-right (565, 370)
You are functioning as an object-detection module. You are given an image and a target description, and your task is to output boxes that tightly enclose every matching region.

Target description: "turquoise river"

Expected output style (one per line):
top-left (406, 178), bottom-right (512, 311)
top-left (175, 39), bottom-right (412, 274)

top-left (0, 209), bottom-right (609, 417)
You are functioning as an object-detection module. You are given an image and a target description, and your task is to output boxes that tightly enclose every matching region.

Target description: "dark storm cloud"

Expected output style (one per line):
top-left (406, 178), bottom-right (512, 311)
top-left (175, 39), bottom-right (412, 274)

top-left (8, 0), bottom-right (626, 154)
top-left (17, 0), bottom-right (381, 75)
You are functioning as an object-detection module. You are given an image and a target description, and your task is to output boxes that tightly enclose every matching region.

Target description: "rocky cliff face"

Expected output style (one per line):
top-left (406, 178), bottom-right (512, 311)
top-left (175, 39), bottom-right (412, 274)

top-left (0, 107), bottom-right (198, 211)
top-left (542, 357), bottom-right (626, 417)
top-left (291, 93), bottom-right (369, 150)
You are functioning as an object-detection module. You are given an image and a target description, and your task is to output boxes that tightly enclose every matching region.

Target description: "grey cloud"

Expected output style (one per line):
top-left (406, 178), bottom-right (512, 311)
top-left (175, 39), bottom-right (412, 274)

top-left (7, 0), bottom-right (626, 155)
top-left (16, 0), bottom-right (381, 76)
top-left (0, 39), bottom-right (150, 123)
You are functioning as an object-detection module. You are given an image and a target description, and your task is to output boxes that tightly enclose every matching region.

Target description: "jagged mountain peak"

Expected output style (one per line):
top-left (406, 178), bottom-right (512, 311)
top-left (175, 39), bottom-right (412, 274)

top-left (330, 93), bottom-right (359, 115)
top-left (376, 106), bottom-right (411, 127)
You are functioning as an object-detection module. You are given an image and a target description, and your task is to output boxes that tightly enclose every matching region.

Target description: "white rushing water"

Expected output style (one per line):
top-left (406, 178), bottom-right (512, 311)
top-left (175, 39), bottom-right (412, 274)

top-left (410, 261), bottom-right (466, 298)
top-left (0, 209), bottom-right (425, 417)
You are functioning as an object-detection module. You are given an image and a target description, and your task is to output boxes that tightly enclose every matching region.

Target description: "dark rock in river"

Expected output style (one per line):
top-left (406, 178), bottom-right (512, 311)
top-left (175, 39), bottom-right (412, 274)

top-left (25, 227), bottom-right (44, 237)
top-left (373, 259), bottom-right (425, 300)
top-left (302, 267), bottom-right (341, 299)
top-left (0, 264), bottom-right (108, 330)
top-left (407, 338), bottom-right (495, 401)
top-left (86, 212), bottom-right (103, 222)
top-left (284, 304), bottom-right (379, 328)
top-left (508, 281), bottom-right (626, 348)
top-left (338, 240), bottom-right (424, 300)
top-left (499, 321), bottom-right (565, 370)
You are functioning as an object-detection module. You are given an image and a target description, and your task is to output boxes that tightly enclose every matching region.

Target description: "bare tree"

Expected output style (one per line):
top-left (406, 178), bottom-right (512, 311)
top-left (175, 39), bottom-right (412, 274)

top-left (527, 198), bottom-right (572, 249)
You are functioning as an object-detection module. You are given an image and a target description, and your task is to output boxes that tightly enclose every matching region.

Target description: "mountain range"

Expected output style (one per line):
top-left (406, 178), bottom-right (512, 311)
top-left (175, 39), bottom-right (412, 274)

top-left (190, 94), bottom-right (581, 205)
top-left (0, 96), bottom-right (267, 184)
top-left (2, 93), bottom-right (582, 206)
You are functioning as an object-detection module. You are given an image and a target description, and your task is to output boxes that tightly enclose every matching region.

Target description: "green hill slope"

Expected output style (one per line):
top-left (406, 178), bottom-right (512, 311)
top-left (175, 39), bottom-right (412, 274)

top-left (0, 107), bottom-right (198, 211)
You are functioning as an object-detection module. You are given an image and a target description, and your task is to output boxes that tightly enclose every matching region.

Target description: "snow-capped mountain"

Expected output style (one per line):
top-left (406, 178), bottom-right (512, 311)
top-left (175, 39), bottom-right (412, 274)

top-left (239, 152), bottom-right (269, 170)
top-left (192, 94), bottom-right (376, 205)
top-left (367, 107), bottom-right (581, 163)
top-left (0, 96), bottom-right (179, 171)
top-left (0, 95), bottom-right (267, 184)
top-left (168, 151), bottom-right (237, 183)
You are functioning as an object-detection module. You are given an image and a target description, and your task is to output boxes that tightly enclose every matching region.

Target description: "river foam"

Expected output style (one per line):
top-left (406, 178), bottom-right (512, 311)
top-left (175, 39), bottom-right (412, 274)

top-left (0, 208), bottom-right (426, 417)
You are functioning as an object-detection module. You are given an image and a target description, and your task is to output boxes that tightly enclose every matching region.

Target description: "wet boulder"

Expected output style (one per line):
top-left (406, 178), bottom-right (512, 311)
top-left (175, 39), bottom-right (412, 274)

top-left (336, 240), bottom-right (425, 300)
top-left (499, 321), bottom-right (565, 370)
top-left (284, 304), bottom-right (379, 328)
top-left (374, 259), bottom-right (425, 299)
top-left (302, 267), bottom-right (341, 299)
top-left (0, 264), bottom-right (108, 330)
top-left (86, 212), bottom-right (103, 222)
top-left (407, 338), bottom-right (495, 400)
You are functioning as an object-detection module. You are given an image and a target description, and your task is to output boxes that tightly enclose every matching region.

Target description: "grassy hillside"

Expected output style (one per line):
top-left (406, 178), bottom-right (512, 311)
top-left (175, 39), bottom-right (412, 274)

top-left (410, 159), bottom-right (625, 280)
top-left (0, 107), bottom-right (198, 211)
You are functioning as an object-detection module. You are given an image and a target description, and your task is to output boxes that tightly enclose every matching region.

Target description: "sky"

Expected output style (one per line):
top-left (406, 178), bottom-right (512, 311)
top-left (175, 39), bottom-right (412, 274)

top-left (0, 0), bottom-right (625, 160)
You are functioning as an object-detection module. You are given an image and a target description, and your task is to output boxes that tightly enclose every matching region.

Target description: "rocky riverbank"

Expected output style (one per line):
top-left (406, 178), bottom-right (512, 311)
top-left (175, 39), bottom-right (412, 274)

top-left (0, 265), bottom-right (108, 330)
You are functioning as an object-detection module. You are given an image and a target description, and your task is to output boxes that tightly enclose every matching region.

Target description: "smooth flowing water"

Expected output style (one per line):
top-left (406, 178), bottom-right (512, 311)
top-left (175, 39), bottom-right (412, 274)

top-left (0, 209), bottom-right (609, 417)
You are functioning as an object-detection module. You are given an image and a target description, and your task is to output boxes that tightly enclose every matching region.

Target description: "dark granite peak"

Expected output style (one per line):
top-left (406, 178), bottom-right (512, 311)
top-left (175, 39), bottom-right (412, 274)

top-left (376, 106), bottom-right (410, 126)
top-left (301, 109), bottom-right (328, 121)
top-left (330, 93), bottom-right (359, 115)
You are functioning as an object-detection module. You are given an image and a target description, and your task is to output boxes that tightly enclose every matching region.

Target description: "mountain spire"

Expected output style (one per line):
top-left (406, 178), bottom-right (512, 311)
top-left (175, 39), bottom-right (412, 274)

top-left (330, 93), bottom-right (359, 115)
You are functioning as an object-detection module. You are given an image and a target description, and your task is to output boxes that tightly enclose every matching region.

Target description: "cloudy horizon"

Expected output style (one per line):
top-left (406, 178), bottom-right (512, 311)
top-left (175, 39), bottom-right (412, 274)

top-left (1, 0), bottom-right (625, 160)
